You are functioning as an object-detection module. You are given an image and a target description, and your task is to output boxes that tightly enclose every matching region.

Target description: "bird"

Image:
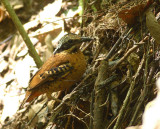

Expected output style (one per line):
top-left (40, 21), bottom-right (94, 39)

top-left (21, 33), bottom-right (93, 106)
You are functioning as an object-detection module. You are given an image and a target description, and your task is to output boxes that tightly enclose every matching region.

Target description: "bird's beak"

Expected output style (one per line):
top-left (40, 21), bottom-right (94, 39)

top-left (80, 37), bottom-right (94, 42)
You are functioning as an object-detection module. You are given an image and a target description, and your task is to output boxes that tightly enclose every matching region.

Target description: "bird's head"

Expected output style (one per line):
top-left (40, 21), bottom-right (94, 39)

top-left (53, 33), bottom-right (93, 54)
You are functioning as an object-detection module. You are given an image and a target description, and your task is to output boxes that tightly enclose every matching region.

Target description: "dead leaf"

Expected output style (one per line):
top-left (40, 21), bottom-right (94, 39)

top-left (118, 0), bottom-right (154, 25)
top-left (146, 10), bottom-right (160, 45)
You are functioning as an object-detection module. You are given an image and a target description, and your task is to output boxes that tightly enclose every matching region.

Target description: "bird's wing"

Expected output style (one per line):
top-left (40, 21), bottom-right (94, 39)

top-left (27, 62), bottom-right (73, 91)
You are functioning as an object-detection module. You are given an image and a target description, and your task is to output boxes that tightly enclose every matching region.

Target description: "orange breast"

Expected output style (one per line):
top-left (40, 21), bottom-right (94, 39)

top-left (24, 50), bottom-right (86, 103)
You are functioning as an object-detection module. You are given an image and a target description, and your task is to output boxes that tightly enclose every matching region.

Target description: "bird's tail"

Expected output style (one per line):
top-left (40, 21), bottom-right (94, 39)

top-left (19, 91), bottom-right (42, 109)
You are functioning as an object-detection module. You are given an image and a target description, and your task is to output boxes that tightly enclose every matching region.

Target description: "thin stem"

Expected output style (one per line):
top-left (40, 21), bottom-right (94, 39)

top-left (1, 0), bottom-right (43, 68)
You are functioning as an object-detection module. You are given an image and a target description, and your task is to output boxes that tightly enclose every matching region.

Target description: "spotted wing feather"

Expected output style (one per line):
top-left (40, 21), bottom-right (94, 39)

top-left (27, 63), bottom-right (73, 91)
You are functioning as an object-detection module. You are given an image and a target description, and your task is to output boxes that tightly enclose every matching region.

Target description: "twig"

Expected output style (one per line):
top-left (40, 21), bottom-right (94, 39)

top-left (97, 75), bottom-right (117, 89)
top-left (59, 112), bottom-right (89, 129)
top-left (27, 100), bottom-right (48, 125)
top-left (146, 60), bottom-right (159, 84)
top-left (91, 39), bottom-right (106, 64)
top-left (72, 70), bottom-right (97, 92)
top-left (1, 120), bottom-right (14, 129)
top-left (27, 94), bottom-right (91, 126)
top-left (76, 106), bottom-right (92, 118)
top-left (129, 45), bottom-right (150, 125)
top-left (89, 91), bottom-right (94, 129)
top-left (49, 73), bottom-right (95, 124)
top-left (105, 28), bottom-right (133, 61)
top-left (113, 54), bottom-right (145, 129)
top-left (106, 115), bottom-right (118, 129)
top-left (111, 36), bottom-right (149, 71)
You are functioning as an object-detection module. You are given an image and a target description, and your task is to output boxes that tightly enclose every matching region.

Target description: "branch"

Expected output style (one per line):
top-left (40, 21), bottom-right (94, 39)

top-left (1, 0), bottom-right (43, 68)
top-left (93, 60), bottom-right (109, 129)
top-left (113, 54), bottom-right (145, 129)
